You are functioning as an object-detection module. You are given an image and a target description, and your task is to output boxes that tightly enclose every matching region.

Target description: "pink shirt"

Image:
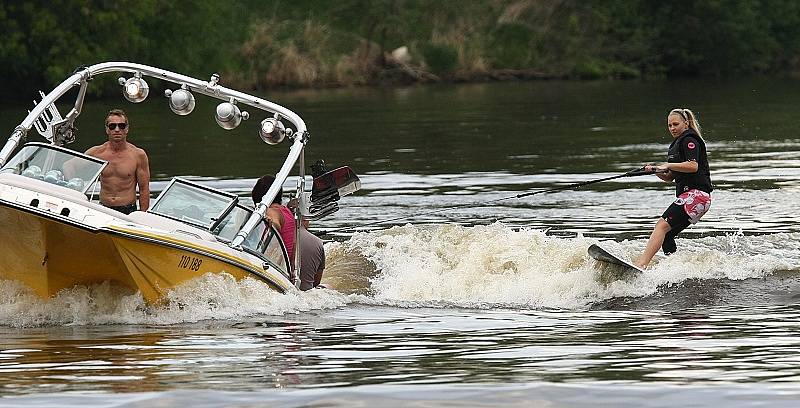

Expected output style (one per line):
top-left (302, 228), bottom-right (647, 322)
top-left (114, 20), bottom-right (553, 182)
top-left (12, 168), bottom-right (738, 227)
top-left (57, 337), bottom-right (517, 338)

top-left (276, 205), bottom-right (296, 266)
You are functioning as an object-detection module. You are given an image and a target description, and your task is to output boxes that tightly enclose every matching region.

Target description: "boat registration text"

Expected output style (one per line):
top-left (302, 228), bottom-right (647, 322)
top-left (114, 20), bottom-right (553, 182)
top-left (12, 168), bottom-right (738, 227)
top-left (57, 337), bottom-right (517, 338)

top-left (178, 254), bottom-right (203, 271)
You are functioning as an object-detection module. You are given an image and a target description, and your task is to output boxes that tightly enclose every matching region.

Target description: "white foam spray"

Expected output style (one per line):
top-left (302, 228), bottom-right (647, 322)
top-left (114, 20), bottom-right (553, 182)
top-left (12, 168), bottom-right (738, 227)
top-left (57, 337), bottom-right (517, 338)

top-left (2, 223), bottom-right (796, 326)
top-left (336, 223), bottom-right (799, 309)
top-left (0, 274), bottom-right (350, 328)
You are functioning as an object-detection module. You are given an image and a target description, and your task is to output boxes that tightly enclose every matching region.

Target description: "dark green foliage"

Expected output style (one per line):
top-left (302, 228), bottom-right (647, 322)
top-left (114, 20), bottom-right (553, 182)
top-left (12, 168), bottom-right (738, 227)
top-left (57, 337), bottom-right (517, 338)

top-left (421, 44), bottom-right (458, 75)
top-left (3, 0), bottom-right (800, 98)
top-left (571, 60), bottom-right (641, 80)
top-left (0, 0), bottom-right (247, 97)
top-left (648, 0), bottom-right (779, 76)
top-left (488, 23), bottom-right (535, 68)
top-left (572, 60), bottom-right (605, 80)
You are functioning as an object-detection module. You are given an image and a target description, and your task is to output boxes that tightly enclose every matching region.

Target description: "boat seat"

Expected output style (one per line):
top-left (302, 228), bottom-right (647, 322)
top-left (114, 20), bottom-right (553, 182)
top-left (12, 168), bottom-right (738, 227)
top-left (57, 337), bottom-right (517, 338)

top-left (0, 172), bottom-right (90, 202)
top-left (0, 172), bottom-right (142, 221)
top-left (0, 173), bottom-right (217, 242)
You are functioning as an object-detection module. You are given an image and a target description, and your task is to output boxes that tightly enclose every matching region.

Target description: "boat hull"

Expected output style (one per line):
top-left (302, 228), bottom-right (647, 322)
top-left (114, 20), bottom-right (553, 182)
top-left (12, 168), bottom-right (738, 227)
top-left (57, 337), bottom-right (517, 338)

top-left (0, 203), bottom-right (292, 303)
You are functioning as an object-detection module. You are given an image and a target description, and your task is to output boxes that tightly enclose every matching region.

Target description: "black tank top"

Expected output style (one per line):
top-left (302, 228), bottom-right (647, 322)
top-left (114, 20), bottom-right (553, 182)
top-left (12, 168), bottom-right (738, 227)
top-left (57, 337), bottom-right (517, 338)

top-left (667, 129), bottom-right (713, 196)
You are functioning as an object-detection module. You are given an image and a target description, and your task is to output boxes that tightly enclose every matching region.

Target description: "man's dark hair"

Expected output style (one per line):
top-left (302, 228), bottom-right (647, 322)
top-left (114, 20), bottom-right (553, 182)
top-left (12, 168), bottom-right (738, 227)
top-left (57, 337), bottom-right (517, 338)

top-left (252, 175), bottom-right (282, 205)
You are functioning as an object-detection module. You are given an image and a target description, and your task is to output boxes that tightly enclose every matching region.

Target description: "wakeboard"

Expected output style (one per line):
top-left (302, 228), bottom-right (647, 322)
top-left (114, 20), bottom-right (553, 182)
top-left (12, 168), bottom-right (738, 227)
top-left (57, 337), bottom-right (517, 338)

top-left (588, 243), bottom-right (644, 277)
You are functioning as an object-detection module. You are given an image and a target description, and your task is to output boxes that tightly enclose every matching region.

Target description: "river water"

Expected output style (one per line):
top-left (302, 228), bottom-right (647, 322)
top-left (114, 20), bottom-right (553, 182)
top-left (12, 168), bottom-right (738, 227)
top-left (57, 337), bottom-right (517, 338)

top-left (1, 79), bottom-right (800, 407)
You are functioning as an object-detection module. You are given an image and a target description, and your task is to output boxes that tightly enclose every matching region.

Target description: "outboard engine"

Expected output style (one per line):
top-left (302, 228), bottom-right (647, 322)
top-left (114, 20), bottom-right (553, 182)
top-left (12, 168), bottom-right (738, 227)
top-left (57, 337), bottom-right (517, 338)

top-left (303, 160), bottom-right (361, 220)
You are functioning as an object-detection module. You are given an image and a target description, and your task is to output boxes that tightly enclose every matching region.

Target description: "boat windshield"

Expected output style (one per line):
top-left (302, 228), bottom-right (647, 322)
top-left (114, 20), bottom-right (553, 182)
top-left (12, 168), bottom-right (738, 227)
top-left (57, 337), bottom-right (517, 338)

top-left (152, 179), bottom-right (290, 274)
top-left (150, 178), bottom-right (237, 230)
top-left (0, 143), bottom-right (105, 194)
top-left (212, 204), bottom-right (290, 274)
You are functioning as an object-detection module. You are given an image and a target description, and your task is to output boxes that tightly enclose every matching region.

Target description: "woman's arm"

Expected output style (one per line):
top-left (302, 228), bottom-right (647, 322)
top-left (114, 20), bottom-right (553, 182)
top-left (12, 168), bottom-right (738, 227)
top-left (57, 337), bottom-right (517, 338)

top-left (663, 160), bottom-right (699, 173)
top-left (645, 164), bottom-right (675, 182)
top-left (266, 206), bottom-right (284, 229)
top-left (647, 160), bottom-right (698, 182)
top-left (656, 169), bottom-right (675, 182)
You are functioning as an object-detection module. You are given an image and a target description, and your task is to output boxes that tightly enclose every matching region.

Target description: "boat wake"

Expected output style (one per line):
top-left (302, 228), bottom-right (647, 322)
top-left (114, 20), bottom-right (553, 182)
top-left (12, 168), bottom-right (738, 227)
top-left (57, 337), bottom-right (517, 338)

top-left (324, 222), bottom-right (800, 309)
top-left (2, 223), bottom-right (798, 327)
top-left (0, 274), bottom-right (349, 328)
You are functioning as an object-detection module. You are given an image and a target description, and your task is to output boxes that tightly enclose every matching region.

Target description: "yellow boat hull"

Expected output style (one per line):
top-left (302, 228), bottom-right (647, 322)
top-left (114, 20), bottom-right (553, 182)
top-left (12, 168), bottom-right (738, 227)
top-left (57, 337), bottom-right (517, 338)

top-left (0, 204), bottom-right (292, 303)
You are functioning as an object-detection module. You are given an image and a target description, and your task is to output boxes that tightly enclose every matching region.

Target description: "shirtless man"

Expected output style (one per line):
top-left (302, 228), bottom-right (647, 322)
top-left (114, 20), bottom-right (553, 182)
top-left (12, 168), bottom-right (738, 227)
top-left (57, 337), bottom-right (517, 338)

top-left (85, 109), bottom-right (150, 214)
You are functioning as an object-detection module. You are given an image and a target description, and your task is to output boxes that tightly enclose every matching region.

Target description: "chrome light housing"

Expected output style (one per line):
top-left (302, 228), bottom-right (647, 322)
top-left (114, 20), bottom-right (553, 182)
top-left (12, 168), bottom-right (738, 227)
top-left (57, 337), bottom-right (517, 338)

top-left (118, 73), bottom-right (149, 103)
top-left (44, 169), bottom-right (64, 184)
top-left (22, 165), bottom-right (42, 179)
top-left (215, 100), bottom-right (248, 130)
top-left (66, 177), bottom-right (85, 191)
top-left (259, 117), bottom-right (286, 145)
top-left (164, 87), bottom-right (195, 115)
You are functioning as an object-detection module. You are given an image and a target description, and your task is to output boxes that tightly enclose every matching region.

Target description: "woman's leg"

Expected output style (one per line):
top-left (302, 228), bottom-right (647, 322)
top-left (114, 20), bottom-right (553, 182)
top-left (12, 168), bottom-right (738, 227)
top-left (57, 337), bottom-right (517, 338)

top-left (660, 199), bottom-right (693, 256)
top-left (635, 218), bottom-right (672, 269)
top-left (662, 220), bottom-right (689, 255)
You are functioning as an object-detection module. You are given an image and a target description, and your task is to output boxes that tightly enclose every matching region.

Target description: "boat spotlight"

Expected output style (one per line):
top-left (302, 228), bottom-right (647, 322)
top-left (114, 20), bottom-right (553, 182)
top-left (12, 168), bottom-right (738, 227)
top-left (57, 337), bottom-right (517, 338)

top-left (164, 87), bottom-right (195, 115)
top-left (215, 99), bottom-right (248, 130)
top-left (44, 169), bottom-right (64, 185)
top-left (118, 72), bottom-right (149, 103)
top-left (21, 165), bottom-right (42, 179)
top-left (259, 117), bottom-right (286, 145)
top-left (66, 177), bottom-right (85, 191)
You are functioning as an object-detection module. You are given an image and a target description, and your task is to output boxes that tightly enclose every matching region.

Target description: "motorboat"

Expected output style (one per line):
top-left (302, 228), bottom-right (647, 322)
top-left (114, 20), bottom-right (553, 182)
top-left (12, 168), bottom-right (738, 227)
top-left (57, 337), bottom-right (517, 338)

top-left (0, 62), bottom-right (360, 303)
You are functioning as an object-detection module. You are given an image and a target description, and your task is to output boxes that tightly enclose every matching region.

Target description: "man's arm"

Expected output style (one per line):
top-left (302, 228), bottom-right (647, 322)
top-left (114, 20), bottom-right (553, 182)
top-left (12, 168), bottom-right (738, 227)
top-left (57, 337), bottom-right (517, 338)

top-left (137, 149), bottom-right (151, 211)
top-left (314, 266), bottom-right (324, 287)
top-left (65, 145), bottom-right (100, 180)
top-left (314, 245), bottom-right (325, 287)
top-left (85, 146), bottom-right (101, 157)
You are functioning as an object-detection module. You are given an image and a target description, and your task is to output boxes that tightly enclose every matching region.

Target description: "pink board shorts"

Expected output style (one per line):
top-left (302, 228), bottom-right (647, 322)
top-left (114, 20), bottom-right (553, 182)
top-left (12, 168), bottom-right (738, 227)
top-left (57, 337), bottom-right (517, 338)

top-left (673, 189), bottom-right (712, 224)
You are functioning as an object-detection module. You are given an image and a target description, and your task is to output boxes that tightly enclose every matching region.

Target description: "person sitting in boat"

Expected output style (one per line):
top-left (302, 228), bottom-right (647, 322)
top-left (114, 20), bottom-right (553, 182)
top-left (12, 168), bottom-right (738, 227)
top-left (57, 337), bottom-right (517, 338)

top-left (635, 108), bottom-right (713, 269)
top-left (251, 175), bottom-right (296, 269)
top-left (84, 109), bottom-right (151, 214)
top-left (297, 218), bottom-right (326, 290)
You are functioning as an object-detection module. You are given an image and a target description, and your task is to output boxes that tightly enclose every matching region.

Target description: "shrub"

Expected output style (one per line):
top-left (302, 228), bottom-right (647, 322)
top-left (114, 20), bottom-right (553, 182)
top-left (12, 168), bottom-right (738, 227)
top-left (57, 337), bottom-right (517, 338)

top-left (421, 43), bottom-right (458, 75)
top-left (488, 23), bottom-right (534, 68)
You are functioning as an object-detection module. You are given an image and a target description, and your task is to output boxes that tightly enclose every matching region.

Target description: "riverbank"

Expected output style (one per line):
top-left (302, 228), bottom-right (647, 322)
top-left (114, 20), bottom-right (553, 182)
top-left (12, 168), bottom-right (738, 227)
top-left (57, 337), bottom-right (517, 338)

top-left (3, 1), bottom-right (800, 97)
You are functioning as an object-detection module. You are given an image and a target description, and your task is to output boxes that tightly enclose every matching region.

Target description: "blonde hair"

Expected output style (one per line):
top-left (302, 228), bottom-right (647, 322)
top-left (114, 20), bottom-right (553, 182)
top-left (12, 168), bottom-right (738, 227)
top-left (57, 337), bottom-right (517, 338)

top-left (669, 108), bottom-right (702, 138)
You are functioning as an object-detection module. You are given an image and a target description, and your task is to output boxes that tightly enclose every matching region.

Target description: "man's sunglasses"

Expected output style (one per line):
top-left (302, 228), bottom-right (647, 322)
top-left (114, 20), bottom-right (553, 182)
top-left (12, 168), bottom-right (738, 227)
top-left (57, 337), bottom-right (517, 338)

top-left (107, 122), bottom-right (128, 130)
